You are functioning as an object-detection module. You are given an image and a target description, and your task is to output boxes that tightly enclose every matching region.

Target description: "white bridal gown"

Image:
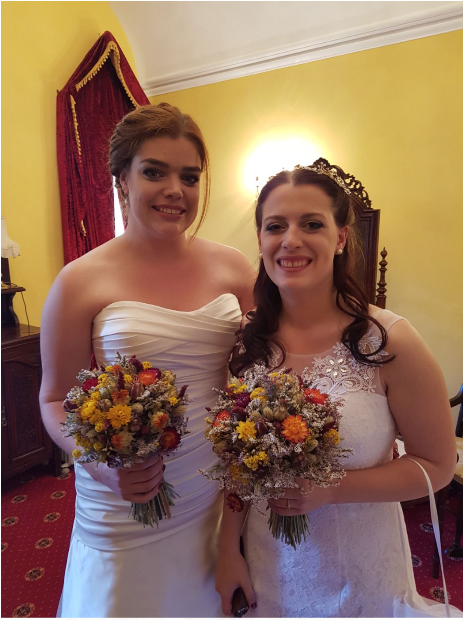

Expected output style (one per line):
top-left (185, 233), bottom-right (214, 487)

top-left (58, 293), bottom-right (242, 618)
top-left (244, 308), bottom-right (462, 618)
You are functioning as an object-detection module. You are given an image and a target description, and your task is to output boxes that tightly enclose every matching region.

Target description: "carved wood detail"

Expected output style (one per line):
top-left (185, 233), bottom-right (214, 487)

top-left (375, 248), bottom-right (388, 309)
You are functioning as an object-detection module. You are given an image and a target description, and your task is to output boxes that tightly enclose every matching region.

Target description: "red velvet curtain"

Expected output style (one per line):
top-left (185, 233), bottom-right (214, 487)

top-left (57, 32), bottom-right (150, 264)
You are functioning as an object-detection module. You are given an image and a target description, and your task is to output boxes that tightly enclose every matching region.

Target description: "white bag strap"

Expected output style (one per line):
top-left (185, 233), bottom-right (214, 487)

top-left (407, 458), bottom-right (450, 618)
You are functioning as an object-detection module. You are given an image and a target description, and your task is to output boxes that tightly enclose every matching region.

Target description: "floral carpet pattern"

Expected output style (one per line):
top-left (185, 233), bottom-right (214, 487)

top-left (1, 466), bottom-right (462, 617)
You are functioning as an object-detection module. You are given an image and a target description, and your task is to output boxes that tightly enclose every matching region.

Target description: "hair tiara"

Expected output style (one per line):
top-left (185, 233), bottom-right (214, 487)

top-left (300, 158), bottom-right (372, 208)
top-left (305, 159), bottom-right (351, 194)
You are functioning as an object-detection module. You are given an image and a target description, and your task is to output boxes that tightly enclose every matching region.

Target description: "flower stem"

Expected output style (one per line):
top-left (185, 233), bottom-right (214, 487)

top-left (129, 477), bottom-right (179, 527)
top-left (268, 510), bottom-right (310, 549)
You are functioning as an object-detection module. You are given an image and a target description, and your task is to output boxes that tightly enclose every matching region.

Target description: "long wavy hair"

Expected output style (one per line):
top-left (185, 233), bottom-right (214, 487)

top-left (231, 161), bottom-right (393, 376)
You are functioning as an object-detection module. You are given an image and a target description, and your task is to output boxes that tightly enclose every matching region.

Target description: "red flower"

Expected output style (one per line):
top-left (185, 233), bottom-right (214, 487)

top-left (213, 411), bottom-right (232, 427)
top-left (138, 368), bottom-right (161, 386)
top-left (226, 492), bottom-right (244, 513)
top-left (304, 388), bottom-right (327, 405)
top-left (159, 427), bottom-right (180, 449)
top-left (82, 377), bottom-right (98, 392)
top-left (235, 393), bottom-right (251, 408)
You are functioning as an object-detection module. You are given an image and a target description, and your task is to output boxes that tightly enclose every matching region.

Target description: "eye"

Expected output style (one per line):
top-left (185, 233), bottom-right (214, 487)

top-left (265, 222), bottom-right (285, 232)
top-left (143, 168), bottom-right (162, 179)
top-left (182, 174), bottom-right (200, 186)
top-left (304, 221), bottom-right (324, 231)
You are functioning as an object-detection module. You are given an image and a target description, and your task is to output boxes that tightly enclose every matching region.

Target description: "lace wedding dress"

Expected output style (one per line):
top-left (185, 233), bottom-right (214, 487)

top-left (58, 294), bottom-right (241, 618)
top-left (244, 308), bottom-right (462, 618)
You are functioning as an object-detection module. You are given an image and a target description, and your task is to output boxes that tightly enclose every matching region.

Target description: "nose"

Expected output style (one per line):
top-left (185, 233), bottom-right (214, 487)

top-left (282, 225), bottom-right (303, 250)
top-left (162, 174), bottom-right (183, 200)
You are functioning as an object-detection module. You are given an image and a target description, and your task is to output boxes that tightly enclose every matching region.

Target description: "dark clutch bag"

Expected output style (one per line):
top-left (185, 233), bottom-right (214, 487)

top-left (231, 536), bottom-right (249, 617)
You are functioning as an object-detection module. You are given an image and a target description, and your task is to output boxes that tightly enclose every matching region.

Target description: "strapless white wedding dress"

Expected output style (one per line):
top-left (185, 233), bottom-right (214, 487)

top-left (58, 294), bottom-right (242, 618)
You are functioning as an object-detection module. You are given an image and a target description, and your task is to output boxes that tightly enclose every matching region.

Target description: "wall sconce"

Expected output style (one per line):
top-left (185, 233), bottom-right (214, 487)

top-left (1, 217), bottom-right (24, 328)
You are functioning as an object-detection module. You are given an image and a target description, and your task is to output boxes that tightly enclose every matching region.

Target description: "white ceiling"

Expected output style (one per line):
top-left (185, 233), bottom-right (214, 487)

top-left (109, 1), bottom-right (463, 96)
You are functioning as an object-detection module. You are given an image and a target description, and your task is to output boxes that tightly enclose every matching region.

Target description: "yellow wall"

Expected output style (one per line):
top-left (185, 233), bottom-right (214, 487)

top-left (150, 30), bottom-right (463, 397)
top-left (1, 1), bottom-right (136, 326)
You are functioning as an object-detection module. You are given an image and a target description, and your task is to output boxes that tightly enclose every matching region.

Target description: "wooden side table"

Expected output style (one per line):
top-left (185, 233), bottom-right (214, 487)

top-left (1, 323), bottom-right (61, 480)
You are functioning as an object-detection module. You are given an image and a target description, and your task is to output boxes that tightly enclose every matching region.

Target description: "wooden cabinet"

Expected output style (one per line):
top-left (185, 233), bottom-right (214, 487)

top-left (1, 324), bottom-right (61, 479)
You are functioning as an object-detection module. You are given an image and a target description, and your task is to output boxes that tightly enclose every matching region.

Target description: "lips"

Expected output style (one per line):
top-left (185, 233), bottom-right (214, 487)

top-left (276, 256), bottom-right (312, 268)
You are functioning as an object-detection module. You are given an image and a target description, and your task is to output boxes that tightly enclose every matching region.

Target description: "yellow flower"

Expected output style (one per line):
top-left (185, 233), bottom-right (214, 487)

top-left (123, 374), bottom-right (133, 384)
top-left (97, 373), bottom-right (110, 387)
top-left (105, 366), bottom-right (113, 372)
top-left (74, 433), bottom-right (92, 450)
top-left (257, 451), bottom-right (269, 466)
top-left (169, 397), bottom-right (179, 407)
top-left (90, 391), bottom-right (101, 401)
top-left (323, 429), bottom-right (340, 445)
top-left (89, 409), bottom-right (106, 426)
top-left (236, 420), bottom-right (257, 442)
top-left (95, 422), bottom-right (105, 432)
top-left (107, 404), bottom-right (132, 429)
top-left (227, 382), bottom-right (248, 394)
top-left (80, 400), bottom-right (97, 420)
top-left (250, 387), bottom-right (267, 402)
top-left (72, 449), bottom-right (82, 459)
top-left (93, 442), bottom-right (103, 450)
top-left (229, 462), bottom-right (247, 483)
top-left (244, 455), bottom-right (260, 470)
top-left (142, 361), bottom-right (152, 369)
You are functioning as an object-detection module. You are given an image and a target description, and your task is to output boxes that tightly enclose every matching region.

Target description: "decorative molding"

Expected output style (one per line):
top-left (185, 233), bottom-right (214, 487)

top-left (144, 6), bottom-right (463, 96)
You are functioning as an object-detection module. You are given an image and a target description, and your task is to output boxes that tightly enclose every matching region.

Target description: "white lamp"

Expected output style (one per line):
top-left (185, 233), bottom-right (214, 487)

top-left (1, 217), bottom-right (21, 259)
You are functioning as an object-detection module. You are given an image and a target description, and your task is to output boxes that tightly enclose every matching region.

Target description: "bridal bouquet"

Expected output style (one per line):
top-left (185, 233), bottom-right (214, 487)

top-left (201, 364), bottom-right (351, 548)
top-left (62, 354), bottom-right (190, 527)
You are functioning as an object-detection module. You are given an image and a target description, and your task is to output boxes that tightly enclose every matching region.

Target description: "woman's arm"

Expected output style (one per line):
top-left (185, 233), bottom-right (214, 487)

top-left (270, 319), bottom-right (456, 514)
top-left (39, 264), bottom-right (164, 503)
top-left (215, 492), bottom-right (256, 615)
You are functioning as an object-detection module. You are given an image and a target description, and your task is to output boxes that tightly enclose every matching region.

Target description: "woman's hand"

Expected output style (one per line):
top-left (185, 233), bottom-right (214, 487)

top-left (268, 478), bottom-right (335, 516)
top-left (216, 549), bottom-right (256, 616)
top-left (90, 455), bottom-right (165, 503)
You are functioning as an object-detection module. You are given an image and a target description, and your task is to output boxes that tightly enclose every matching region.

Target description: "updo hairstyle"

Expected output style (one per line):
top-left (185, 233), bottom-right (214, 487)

top-left (109, 102), bottom-right (210, 233)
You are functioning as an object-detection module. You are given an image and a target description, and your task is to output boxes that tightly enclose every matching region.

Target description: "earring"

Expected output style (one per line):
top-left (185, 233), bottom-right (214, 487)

top-left (336, 248), bottom-right (343, 255)
top-left (258, 252), bottom-right (262, 258)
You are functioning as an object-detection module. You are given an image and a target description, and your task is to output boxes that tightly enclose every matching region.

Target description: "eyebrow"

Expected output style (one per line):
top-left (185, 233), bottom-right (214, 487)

top-left (263, 212), bottom-right (327, 223)
top-left (139, 158), bottom-right (202, 172)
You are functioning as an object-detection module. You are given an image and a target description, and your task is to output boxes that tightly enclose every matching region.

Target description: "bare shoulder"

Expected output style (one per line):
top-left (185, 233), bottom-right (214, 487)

top-left (192, 237), bottom-right (256, 313)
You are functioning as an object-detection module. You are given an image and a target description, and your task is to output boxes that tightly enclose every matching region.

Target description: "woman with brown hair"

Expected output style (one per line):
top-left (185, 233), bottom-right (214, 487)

top-left (40, 103), bottom-right (255, 617)
top-left (215, 160), bottom-right (458, 617)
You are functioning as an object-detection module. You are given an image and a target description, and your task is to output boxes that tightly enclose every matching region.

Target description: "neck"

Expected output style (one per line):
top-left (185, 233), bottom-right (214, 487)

top-left (279, 281), bottom-right (342, 330)
top-left (121, 225), bottom-right (192, 261)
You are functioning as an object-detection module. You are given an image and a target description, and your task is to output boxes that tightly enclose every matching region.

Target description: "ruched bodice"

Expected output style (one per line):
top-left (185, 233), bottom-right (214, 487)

top-left (72, 293), bottom-right (242, 551)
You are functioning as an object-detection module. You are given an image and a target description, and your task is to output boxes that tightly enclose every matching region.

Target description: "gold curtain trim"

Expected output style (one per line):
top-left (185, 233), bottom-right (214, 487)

top-left (69, 95), bottom-right (82, 158)
top-left (81, 221), bottom-right (87, 236)
top-left (75, 41), bottom-right (138, 108)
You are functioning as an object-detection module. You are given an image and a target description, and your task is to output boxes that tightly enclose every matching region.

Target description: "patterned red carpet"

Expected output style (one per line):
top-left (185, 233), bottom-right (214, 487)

top-left (1, 466), bottom-right (462, 617)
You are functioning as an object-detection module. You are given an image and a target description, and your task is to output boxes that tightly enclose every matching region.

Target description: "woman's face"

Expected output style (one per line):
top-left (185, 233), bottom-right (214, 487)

top-left (120, 136), bottom-right (202, 239)
top-left (258, 183), bottom-right (347, 296)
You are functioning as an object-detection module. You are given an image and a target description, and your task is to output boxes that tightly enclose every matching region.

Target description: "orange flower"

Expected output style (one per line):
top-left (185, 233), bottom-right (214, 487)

top-left (111, 434), bottom-right (124, 450)
top-left (282, 415), bottom-right (309, 443)
top-left (213, 411), bottom-right (231, 427)
top-left (112, 389), bottom-right (129, 405)
top-left (138, 369), bottom-right (161, 386)
top-left (112, 364), bottom-right (122, 374)
top-left (304, 388), bottom-right (327, 405)
top-left (152, 412), bottom-right (169, 430)
top-left (159, 427), bottom-right (180, 449)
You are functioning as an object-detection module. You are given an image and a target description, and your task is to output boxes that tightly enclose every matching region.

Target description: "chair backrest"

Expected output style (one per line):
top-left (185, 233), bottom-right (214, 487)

top-left (450, 384), bottom-right (463, 437)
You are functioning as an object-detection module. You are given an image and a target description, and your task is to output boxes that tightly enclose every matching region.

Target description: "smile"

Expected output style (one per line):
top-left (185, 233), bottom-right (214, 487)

top-left (277, 258), bottom-right (311, 268)
top-left (153, 206), bottom-right (185, 215)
